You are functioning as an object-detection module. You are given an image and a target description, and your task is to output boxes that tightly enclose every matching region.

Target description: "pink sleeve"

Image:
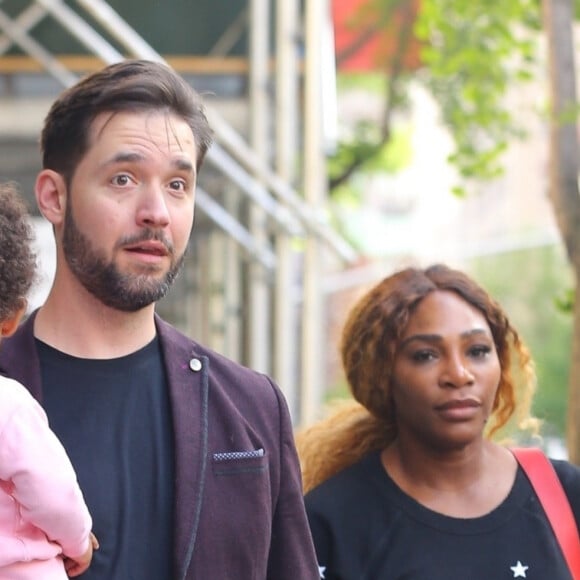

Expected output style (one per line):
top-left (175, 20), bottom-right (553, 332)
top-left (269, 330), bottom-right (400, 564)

top-left (0, 390), bottom-right (92, 558)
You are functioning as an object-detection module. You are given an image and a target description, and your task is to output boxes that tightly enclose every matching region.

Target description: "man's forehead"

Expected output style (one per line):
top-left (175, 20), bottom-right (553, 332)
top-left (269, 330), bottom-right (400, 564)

top-left (87, 110), bottom-right (198, 162)
top-left (90, 110), bottom-right (195, 143)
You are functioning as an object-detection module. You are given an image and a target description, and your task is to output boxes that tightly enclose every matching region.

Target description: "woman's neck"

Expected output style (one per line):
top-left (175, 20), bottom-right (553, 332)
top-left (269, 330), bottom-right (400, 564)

top-left (381, 439), bottom-right (518, 517)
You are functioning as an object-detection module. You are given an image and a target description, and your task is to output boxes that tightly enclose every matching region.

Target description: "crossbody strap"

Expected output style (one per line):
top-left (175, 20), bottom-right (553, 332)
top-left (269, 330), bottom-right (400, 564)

top-left (513, 447), bottom-right (580, 579)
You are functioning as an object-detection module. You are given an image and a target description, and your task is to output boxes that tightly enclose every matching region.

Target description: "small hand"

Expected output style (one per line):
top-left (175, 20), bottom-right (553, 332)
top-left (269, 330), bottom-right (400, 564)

top-left (64, 532), bottom-right (99, 577)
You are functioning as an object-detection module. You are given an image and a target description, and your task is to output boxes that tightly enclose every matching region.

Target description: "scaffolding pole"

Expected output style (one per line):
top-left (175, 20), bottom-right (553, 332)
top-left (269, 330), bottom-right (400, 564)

top-left (274, 0), bottom-right (300, 417)
top-left (248, 0), bottom-right (272, 374)
top-left (301, 0), bottom-right (329, 426)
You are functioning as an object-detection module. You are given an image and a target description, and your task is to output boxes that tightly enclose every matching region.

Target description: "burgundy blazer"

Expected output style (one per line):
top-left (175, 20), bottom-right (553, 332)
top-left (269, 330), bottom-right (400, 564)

top-left (0, 311), bottom-right (319, 580)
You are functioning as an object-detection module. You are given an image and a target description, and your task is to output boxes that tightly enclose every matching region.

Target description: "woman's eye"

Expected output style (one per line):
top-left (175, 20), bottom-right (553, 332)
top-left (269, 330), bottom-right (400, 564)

top-left (411, 350), bottom-right (436, 363)
top-left (469, 345), bottom-right (492, 358)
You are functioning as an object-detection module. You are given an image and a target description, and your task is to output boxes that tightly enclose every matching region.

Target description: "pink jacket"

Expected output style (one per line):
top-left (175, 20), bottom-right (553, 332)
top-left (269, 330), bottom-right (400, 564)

top-left (0, 376), bottom-right (91, 577)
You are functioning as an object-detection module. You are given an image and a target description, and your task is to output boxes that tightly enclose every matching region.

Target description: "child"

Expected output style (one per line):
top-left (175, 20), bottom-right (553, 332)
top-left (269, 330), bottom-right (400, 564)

top-left (0, 182), bottom-right (97, 579)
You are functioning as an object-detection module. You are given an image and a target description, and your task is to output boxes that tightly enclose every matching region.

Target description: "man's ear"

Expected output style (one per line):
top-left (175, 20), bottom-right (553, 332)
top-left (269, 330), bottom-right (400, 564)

top-left (35, 169), bottom-right (67, 226)
top-left (1, 303), bottom-right (26, 338)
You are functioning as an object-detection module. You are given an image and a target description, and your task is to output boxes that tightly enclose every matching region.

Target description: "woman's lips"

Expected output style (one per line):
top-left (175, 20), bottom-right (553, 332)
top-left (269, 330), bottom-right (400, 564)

top-left (435, 398), bottom-right (481, 421)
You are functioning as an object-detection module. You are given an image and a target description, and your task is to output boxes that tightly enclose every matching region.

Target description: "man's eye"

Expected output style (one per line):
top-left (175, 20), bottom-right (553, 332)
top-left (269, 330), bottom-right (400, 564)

top-left (169, 179), bottom-right (186, 192)
top-left (112, 174), bottom-right (131, 186)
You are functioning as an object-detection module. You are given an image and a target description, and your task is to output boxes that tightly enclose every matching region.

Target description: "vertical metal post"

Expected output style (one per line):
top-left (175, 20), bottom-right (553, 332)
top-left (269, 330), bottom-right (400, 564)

top-left (207, 231), bottom-right (227, 353)
top-left (248, 0), bottom-right (272, 374)
top-left (301, 0), bottom-right (330, 425)
top-left (273, 0), bottom-right (300, 418)
top-left (223, 184), bottom-right (243, 363)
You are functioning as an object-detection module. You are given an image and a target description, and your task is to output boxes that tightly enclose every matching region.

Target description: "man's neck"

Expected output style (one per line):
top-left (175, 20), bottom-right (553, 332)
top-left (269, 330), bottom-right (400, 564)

top-left (34, 290), bottom-right (157, 359)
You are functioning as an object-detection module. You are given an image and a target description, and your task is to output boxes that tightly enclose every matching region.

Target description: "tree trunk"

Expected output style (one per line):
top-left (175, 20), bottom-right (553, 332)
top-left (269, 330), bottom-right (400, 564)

top-left (568, 285), bottom-right (580, 463)
top-left (542, 0), bottom-right (580, 463)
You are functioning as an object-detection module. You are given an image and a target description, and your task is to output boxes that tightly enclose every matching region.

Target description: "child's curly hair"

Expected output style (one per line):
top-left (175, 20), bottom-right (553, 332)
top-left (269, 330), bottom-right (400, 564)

top-left (0, 183), bottom-right (37, 321)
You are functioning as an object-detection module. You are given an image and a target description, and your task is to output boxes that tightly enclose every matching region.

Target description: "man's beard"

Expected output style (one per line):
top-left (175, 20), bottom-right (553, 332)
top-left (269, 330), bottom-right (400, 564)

top-left (62, 204), bottom-right (186, 312)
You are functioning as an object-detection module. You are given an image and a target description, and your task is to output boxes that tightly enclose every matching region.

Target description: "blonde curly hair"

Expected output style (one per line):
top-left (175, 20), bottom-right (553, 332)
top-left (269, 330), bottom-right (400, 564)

top-left (296, 264), bottom-right (539, 493)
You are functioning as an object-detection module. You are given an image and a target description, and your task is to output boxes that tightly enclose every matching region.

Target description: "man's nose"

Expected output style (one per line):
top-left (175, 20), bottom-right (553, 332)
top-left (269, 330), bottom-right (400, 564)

top-left (136, 186), bottom-right (170, 228)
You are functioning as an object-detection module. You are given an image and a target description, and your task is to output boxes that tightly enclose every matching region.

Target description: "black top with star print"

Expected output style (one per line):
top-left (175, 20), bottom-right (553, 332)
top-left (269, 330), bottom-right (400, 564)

top-left (305, 451), bottom-right (580, 580)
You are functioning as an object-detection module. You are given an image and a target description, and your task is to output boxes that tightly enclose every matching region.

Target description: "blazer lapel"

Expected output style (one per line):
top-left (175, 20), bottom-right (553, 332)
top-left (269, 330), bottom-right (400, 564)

top-left (155, 316), bottom-right (209, 580)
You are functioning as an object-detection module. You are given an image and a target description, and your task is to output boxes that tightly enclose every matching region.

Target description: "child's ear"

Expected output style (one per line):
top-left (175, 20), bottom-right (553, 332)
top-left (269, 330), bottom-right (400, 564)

top-left (1, 303), bottom-right (26, 338)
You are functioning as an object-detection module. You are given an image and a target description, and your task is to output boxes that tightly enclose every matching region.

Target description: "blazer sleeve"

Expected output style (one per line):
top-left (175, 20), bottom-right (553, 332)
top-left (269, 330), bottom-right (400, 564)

top-left (266, 379), bottom-right (320, 580)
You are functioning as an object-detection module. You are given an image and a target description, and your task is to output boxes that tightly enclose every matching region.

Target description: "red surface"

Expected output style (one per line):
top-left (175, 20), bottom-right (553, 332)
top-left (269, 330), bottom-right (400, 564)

top-left (332, 0), bottom-right (422, 72)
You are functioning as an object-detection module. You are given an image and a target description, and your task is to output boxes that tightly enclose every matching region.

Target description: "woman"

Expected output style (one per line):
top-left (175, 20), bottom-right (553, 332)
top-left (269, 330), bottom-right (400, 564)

top-left (298, 264), bottom-right (580, 579)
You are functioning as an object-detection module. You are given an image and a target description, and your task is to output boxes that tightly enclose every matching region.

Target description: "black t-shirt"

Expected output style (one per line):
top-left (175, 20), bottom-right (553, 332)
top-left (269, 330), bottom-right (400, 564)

top-left (305, 451), bottom-right (580, 580)
top-left (38, 337), bottom-right (174, 580)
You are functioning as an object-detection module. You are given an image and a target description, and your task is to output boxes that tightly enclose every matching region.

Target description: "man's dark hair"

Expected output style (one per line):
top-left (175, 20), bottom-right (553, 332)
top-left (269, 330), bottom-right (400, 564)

top-left (0, 183), bottom-right (36, 321)
top-left (41, 59), bottom-right (214, 182)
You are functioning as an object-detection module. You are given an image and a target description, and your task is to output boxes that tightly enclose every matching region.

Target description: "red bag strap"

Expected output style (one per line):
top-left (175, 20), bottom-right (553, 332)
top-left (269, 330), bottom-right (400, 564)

top-left (513, 447), bottom-right (580, 579)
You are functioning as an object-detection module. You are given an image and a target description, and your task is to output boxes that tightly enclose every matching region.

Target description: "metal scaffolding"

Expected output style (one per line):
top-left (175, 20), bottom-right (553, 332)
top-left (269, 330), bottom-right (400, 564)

top-left (0, 0), bottom-right (357, 425)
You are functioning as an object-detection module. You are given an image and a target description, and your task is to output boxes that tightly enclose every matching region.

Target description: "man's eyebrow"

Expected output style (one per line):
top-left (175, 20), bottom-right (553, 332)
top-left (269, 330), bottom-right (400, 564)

top-left (172, 158), bottom-right (195, 174)
top-left (102, 151), bottom-right (145, 167)
top-left (100, 153), bottom-right (196, 175)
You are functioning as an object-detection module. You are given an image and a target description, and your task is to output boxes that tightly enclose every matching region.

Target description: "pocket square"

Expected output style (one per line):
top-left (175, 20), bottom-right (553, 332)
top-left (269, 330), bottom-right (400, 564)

top-left (213, 448), bottom-right (265, 461)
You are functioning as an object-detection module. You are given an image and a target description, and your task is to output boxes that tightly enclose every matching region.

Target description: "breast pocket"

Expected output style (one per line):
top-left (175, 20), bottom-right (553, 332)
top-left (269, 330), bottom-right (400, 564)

top-left (209, 447), bottom-right (272, 554)
top-left (205, 447), bottom-right (272, 576)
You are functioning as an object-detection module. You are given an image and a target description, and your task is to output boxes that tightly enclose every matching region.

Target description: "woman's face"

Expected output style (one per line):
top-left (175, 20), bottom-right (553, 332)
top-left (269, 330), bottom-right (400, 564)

top-left (390, 290), bottom-right (501, 452)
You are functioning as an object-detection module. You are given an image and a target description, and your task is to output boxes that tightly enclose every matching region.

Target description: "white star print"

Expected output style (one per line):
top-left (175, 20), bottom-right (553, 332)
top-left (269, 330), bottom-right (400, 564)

top-left (318, 565), bottom-right (326, 578)
top-left (510, 560), bottom-right (529, 578)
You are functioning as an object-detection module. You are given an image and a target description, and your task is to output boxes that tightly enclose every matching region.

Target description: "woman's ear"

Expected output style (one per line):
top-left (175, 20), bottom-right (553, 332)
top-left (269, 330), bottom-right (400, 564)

top-left (1, 303), bottom-right (26, 338)
top-left (35, 169), bottom-right (67, 226)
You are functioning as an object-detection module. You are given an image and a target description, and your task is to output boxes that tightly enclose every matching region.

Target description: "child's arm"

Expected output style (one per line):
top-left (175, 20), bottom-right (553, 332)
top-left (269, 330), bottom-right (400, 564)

top-left (0, 383), bottom-right (93, 561)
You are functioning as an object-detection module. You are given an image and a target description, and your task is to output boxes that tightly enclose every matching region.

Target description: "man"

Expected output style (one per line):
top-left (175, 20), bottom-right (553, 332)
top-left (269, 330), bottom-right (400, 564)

top-left (0, 59), bottom-right (319, 580)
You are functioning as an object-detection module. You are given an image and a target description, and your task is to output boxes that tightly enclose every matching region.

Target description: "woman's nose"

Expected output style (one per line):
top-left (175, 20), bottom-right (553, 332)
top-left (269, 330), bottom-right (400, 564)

top-left (440, 356), bottom-right (475, 388)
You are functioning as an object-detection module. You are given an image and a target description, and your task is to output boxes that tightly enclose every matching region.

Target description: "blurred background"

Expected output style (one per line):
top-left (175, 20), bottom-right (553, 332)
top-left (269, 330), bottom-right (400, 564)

top-left (0, 0), bottom-right (578, 459)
